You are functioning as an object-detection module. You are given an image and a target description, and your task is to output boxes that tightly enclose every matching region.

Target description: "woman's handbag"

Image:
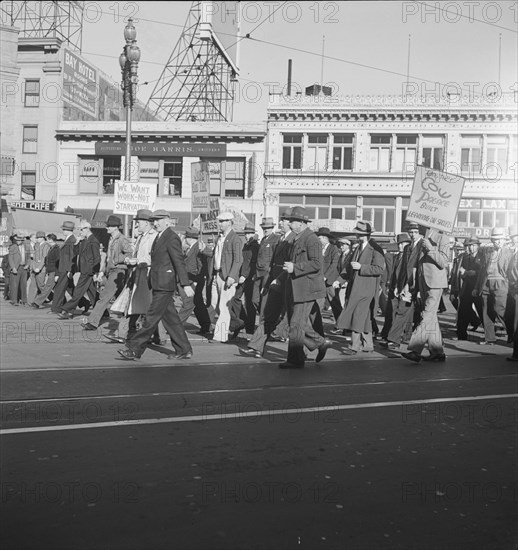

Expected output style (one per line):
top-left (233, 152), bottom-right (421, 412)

top-left (110, 286), bottom-right (131, 315)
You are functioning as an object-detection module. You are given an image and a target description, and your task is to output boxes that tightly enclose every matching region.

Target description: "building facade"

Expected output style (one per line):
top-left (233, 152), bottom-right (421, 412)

top-left (55, 121), bottom-right (266, 233)
top-left (264, 94), bottom-right (517, 240)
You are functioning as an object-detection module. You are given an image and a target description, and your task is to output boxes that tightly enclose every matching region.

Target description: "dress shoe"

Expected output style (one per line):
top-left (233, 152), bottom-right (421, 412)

top-left (278, 361), bottom-right (304, 369)
top-left (229, 328), bottom-right (242, 340)
top-left (329, 328), bottom-right (343, 335)
top-left (401, 351), bottom-right (422, 363)
top-left (342, 347), bottom-right (358, 356)
top-left (385, 342), bottom-right (401, 350)
top-left (241, 348), bottom-right (262, 359)
top-left (422, 353), bottom-right (446, 362)
top-left (479, 341), bottom-right (495, 346)
top-left (270, 335), bottom-right (287, 343)
top-left (505, 356), bottom-right (518, 362)
top-left (58, 312), bottom-right (71, 320)
top-left (117, 349), bottom-right (140, 361)
top-left (30, 303), bottom-right (40, 309)
top-left (104, 334), bottom-right (125, 344)
top-left (316, 339), bottom-right (332, 363)
top-left (168, 351), bottom-right (192, 360)
top-left (81, 322), bottom-right (98, 331)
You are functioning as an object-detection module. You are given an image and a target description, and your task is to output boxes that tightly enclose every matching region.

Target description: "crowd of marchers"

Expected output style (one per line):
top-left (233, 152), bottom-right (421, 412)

top-left (3, 207), bottom-right (517, 366)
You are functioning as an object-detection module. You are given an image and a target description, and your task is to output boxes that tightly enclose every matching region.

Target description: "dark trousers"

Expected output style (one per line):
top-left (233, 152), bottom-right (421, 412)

top-left (178, 281), bottom-right (211, 331)
top-left (380, 294), bottom-right (394, 340)
top-left (127, 290), bottom-right (192, 357)
top-left (229, 279), bottom-right (256, 334)
top-left (61, 273), bottom-right (97, 313)
top-left (326, 285), bottom-right (343, 322)
top-left (3, 269), bottom-right (10, 299)
top-left (252, 276), bottom-right (266, 312)
top-left (457, 289), bottom-right (483, 339)
top-left (387, 298), bottom-right (415, 344)
top-left (9, 269), bottom-right (28, 303)
top-left (286, 298), bottom-right (326, 365)
top-left (249, 284), bottom-right (286, 353)
top-left (51, 272), bottom-right (73, 313)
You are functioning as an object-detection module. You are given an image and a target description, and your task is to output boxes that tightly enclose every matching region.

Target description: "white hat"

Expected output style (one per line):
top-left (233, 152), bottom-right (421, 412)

top-left (491, 227), bottom-right (506, 238)
top-left (218, 211), bottom-right (234, 221)
top-left (78, 219), bottom-right (91, 229)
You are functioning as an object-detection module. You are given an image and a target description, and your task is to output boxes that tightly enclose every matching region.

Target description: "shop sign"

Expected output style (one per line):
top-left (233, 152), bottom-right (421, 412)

top-left (10, 201), bottom-right (54, 211)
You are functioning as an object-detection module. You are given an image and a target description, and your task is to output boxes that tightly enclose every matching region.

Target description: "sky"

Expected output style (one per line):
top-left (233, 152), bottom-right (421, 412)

top-left (80, 1), bottom-right (518, 123)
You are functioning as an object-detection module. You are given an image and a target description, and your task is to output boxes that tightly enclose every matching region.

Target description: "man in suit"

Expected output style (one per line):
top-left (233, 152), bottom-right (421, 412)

top-left (31, 234), bottom-right (60, 309)
top-left (242, 209), bottom-right (295, 358)
top-left (50, 221), bottom-right (77, 313)
top-left (337, 221), bottom-right (385, 354)
top-left (402, 228), bottom-right (450, 363)
top-left (316, 227), bottom-right (341, 323)
top-left (473, 226), bottom-right (515, 345)
top-left (455, 237), bottom-right (483, 340)
top-left (278, 206), bottom-right (331, 369)
top-left (8, 233), bottom-right (29, 305)
top-left (118, 210), bottom-right (194, 360)
top-left (201, 211), bottom-right (243, 343)
top-left (178, 226), bottom-right (211, 335)
top-left (379, 232), bottom-right (411, 349)
top-left (253, 217), bottom-right (280, 312)
top-left (58, 220), bottom-right (100, 319)
top-left (82, 215), bottom-right (132, 330)
top-left (229, 222), bottom-right (259, 339)
top-left (28, 231), bottom-right (51, 305)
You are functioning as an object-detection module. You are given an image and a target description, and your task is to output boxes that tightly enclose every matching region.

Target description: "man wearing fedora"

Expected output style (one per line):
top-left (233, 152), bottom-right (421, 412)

top-left (473, 226), bottom-right (515, 345)
top-left (177, 225), bottom-right (211, 336)
top-left (105, 209), bottom-right (159, 344)
top-left (253, 217), bottom-right (280, 312)
top-left (332, 237), bottom-right (354, 322)
top-left (379, 232), bottom-right (411, 348)
top-left (242, 209), bottom-right (295, 358)
top-left (454, 237), bottom-right (483, 340)
top-left (201, 211), bottom-right (243, 343)
top-left (277, 206), bottom-right (331, 368)
top-left (50, 221), bottom-right (77, 314)
top-left (58, 220), bottom-right (100, 319)
top-left (229, 222), bottom-right (259, 339)
top-left (82, 215), bottom-right (132, 330)
top-left (401, 228), bottom-right (450, 363)
top-left (31, 234), bottom-right (60, 309)
top-left (28, 231), bottom-right (50, 305)
top-left (118, 210), bottom-right (194, 360)
top-left (316, 227), bottom-right (341, 323)
top-left (337, 221), bottom-right (385, 354)
top-left (8, 233), bottom-right (30, 305)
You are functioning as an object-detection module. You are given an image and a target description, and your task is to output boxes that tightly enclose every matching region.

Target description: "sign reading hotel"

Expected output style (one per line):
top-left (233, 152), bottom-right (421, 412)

top-left (113, 181), bottom-right (157, 216)
top-left (191, 162), bottom-right (211, 213)
top-left (63, 49), bottom-right (98, 117)
top-left (406, 166), bottom-right (465, 234)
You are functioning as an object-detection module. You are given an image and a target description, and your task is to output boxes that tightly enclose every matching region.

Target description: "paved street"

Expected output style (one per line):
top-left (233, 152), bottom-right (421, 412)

top-left (1, 301), bottom-right (517, 550)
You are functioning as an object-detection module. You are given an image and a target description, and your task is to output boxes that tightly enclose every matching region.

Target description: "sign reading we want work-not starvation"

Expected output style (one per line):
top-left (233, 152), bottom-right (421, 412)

top-left (406, 166), bottom-right (465, 234)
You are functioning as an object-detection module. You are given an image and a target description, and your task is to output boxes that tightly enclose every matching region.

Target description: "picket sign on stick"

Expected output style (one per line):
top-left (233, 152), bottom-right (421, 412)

top-left (406, 165), bottom-right (466, 235)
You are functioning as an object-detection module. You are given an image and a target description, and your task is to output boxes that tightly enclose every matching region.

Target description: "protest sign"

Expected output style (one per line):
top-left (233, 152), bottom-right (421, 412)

top-left (113, 181), bottom-right (157, 215)
top-left (200, 197), bottom-right (220, 233)
top-left (406, 166), bottom-right (465, 234)
top-left (191, 162), bottom-right (210, 213)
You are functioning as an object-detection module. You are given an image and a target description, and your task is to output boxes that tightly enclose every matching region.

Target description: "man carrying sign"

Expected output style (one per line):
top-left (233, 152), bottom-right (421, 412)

top-left (401, 228), bottom-right (450, 363)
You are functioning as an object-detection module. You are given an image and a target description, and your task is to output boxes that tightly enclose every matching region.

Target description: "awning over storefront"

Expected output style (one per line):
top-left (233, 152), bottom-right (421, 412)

top-left (74, 209), bottom-right (193, 235)
top-left (10, 208), bottom-right (82, 235)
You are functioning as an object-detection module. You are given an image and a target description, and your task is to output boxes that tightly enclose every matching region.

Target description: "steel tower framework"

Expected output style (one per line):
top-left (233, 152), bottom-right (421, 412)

top-left (145, 2), bottom-right (237, 122)
top-left (0, 1), bottom-right (84, 52)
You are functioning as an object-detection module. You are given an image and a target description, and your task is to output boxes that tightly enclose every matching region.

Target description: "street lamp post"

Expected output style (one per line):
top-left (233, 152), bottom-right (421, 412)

top-left (119, 18), bottom-right (140, 235)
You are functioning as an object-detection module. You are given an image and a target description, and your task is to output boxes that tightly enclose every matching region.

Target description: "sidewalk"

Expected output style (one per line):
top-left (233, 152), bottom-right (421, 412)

top-left (0, 300), bottom-right (514, 371)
